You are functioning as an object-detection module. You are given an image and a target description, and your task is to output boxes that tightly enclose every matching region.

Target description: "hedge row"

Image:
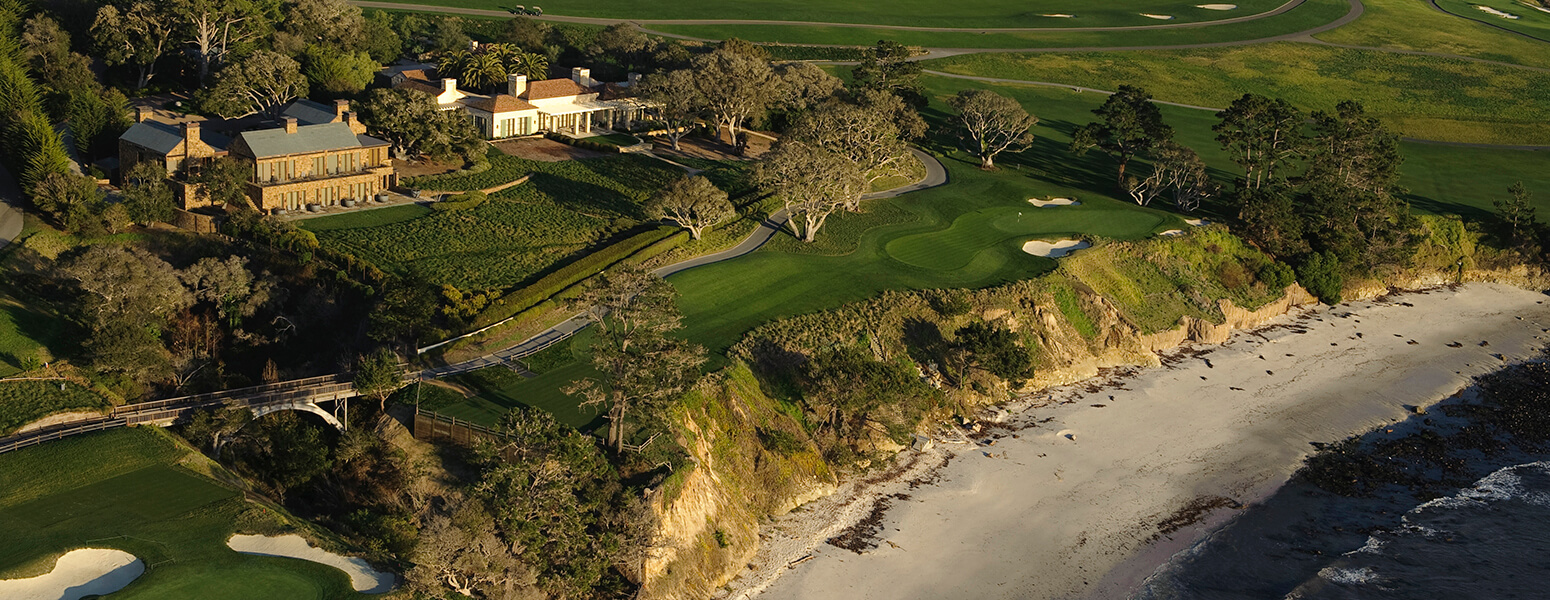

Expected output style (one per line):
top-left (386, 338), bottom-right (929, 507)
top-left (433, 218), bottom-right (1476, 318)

top-left (545, 132), bottom-right (623, 154)
top-left (431, 191), bottom-right (488, 212)
top-left (468, 225), bottom-right (683, 328)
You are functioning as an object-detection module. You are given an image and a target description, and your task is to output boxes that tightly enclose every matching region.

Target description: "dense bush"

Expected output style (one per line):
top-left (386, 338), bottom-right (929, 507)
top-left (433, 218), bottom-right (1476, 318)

top-left (760, 45), bottom-right (873, 61)
top-left (430, 190), bottom-right (488, 212)
top-left (1296, 251), bottom-right (1344, 305)
top-left (1256, 260), bottom-right (1296, 291)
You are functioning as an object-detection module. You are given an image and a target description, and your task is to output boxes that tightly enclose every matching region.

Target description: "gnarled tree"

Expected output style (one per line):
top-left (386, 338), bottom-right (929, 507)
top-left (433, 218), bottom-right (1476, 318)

top-left (645, 176), bottom-right (734, 240)
top-left (754, 140), bottom-right (865, 243)
top-left (948, 88), bottom-right (1036, 169)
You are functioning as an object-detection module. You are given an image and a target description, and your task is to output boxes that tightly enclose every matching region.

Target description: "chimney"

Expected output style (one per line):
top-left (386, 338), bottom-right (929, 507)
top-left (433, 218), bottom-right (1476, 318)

top-left (182, 120), bottom-right (201, 148)
top-left (626, 72), bottom-right (641, 87)
top-left (507, 74), bottom-right (527, 97)
top-left (442, 78), bottom-right (458, 95)
top-left (334, 99), bottom-right (350, 122)
top-left (345, 111), bottom-right (364, 134)
top-left (135, 106), bottom-right (152, 122)
top-left (284, 117), bottom-right (298, 134)
top-left (571, 67), bottom-right (592, 87)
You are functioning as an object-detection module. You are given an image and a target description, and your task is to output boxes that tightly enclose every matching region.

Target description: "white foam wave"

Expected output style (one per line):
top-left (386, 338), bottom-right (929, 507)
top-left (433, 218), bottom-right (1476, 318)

top-left (1415, 461), bottom-right (1550, 511)
top-left (1345, 536), bottom-right (1385, 555)
top-left (1318, 566), bottom-right (1380, 585)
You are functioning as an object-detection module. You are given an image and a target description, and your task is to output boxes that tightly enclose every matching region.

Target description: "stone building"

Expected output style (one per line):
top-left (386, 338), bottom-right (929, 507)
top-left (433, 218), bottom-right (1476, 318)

top-left (394, 66), bottom-right (655, 139)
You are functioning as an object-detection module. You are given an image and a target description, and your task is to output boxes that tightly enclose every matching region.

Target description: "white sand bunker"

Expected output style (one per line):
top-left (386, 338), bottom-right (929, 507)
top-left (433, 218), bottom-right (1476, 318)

top-left (1141, 12), bottom-right (1175, 19)
top-left (1158, 229), bottom-right (1186, 237)
top-left (1042, 13), bottom-right (1076, 17)
top-left (1029, 197), bottom-right (1081, 207)
top-left (1476, 5), bottom-right (1521, 18)
top-left (0, 548), bottom-right (144, 600)
top-left (1196, 3), bottom-right (1238, 8)
top-left (1023, 239), bottom-right (1090, 258)
top-left (229, 534), bottom-right (395, 593)
top-left (1185, 218), bottom-right (1211, 226)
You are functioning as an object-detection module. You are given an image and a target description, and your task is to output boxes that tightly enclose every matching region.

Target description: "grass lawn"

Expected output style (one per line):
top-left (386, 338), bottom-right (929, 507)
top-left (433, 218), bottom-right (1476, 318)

top-left (644, 0), bottom-right (1349, 47)
top-left (419, 328), bottom-right (608, 429)
top-left (0, 380), bottom-right (108, 436)
top-left (304, 153), bottom-right (684, 290)
top-left (0, 428), bottom-right (368, 599)
top-left (365, 0), bottom-right (1286, 28)
top-left (586, 133), bottom-right (642, 147)
top-left (1313, 0), bottom-right (1550, 69)
top-left (0, 291), bottom-right (67, 377)
top-left (922, 43), bottom-right (1550, 145)
top-left (1432, 0), bottom-right (1550, 42)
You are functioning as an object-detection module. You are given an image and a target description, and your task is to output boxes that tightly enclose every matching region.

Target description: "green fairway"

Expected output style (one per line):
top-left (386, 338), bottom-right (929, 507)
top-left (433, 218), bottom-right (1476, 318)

top-left (1432, 0), bottom-right (1550, 42)
top-left (0, 428), bottom-right (366, 599)
top-left (366, 0), bottom-right (1287, 28)
top-left (644, 0), bottom-right (1348, 48)
top-left (923, 43), bottom-right (1550, 145)
top-left (1313, 0), bottom-right (1550, 69)
top-left (1401, 144), bottom-right (1550, 220)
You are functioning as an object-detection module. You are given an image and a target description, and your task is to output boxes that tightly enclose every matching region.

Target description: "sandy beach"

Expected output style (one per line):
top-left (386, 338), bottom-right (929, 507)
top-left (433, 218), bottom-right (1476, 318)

top-left (729, 283), bottom-right (1550, 600)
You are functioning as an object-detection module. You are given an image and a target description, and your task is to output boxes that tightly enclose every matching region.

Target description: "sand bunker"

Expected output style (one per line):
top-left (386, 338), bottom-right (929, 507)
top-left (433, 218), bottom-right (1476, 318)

top-left (1158, 229), bottom-right (1186, 237)
top-left (1141, 13), bottom-right (1175, 19)
top-left (1022, 239), bottom-right (1090, 258)
top-left (1196, 3), bottom-right (1238, 8)
top-left (0, 548), bottom-right (144, 600)
top-left (1526, 2), bottom-right (1550, 14)
top-left (1185, 218), bottom-right (1211, 226)
top-left (1476, 5), bottom-right (1521, 18)
top-left (1042, 13), bottom-right (1075, 17)
top-left (1028, 197), bottom-right (1080, 207)
top-left (228, 534), bottom-right (395, 593)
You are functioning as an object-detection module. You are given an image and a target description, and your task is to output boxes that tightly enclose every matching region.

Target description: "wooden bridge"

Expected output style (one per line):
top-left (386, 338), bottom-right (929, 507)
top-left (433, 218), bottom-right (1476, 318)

top-left (0, 374), bottom-right (363, 455)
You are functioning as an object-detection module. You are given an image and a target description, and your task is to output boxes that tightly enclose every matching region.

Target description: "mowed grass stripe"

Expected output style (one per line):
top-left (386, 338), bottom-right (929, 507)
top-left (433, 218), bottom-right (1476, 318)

top-left (924, 43), bottom-right (1550, 145)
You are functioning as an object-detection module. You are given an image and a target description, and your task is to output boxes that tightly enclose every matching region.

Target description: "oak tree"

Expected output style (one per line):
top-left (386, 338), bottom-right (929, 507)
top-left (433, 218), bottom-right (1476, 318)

top-left (948, 89), bottom-right (1037, 169)
top-left (753, 140), bottom-right (865, 243)
top-left (1071, 85), bottom-right (1173, 186)
top-left (645, 176), bottom-right (734, 240)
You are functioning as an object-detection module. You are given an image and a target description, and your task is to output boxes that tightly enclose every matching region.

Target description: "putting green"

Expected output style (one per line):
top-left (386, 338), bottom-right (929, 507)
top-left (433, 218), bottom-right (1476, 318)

top-left (0, 429), bottom-right (366, 599)
top-left (885, 205), bottom-right (1167, 270)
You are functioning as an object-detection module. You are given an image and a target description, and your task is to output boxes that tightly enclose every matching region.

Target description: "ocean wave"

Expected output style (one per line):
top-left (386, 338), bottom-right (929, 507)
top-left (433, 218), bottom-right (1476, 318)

top-left (1317, 566), bottom-right (1380, 585)
top-left (1414, 460), bottom-right (1550, 511)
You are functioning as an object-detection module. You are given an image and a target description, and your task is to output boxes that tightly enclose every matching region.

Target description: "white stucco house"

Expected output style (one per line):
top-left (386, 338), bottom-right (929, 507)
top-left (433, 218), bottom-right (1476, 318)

top-left (393, 67), bottom-right (655, 139)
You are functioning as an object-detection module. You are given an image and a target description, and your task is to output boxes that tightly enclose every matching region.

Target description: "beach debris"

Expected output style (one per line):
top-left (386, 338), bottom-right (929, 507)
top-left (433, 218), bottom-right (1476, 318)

top-left (1204, 359), bottom-right (1214, 368)
top-left (1479, 340), bottom-right (1490, 347)
top-left (788, 554), bottom-right (815, 568)
top-left (1153, 496), bottom-right (1242, 539)
top-left (1408, 340), bottom-right (1420, 345)
top-left (1447, 341), bottom-right (1464, 348)
top-left (911, 435), bottom-right (935, 452)
top-left (886, 541), bottom-right (904, 550)
top-left (1229, 386), bottom-right (1245, 391)
top-left (1266, 370), bottom-right (1274, 375)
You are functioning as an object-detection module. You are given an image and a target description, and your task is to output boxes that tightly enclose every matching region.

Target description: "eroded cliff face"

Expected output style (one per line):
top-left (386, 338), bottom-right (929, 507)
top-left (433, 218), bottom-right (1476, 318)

top-left (640, 227), bottom-right (1547, 600)
top-left (641, 366), bottom-right (836, 600)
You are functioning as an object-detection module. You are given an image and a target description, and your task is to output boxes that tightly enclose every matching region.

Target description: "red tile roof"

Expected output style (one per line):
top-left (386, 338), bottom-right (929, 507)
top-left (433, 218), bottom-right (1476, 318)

top-left (462, 94), bottom-right (538, 113)
top-left (521, 78), bottom-right (590, 100)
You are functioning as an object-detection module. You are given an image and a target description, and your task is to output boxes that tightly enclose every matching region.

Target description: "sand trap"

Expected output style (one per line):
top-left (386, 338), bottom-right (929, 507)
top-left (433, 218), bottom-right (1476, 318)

top-left (1029, 197), bottom-right (1080, 207)
top-left (1042, 13), bottom-right (1075, 17)
top-left (228, 534), bottom-right (395, 593)
top-left (1158, 229), bottom-right (1186, 237)
top-left (0, 548), bottom-right (143, 600)
top-left (1476, 5), bottom-right (1521, 18)
top-left (1141, 12), bottom-right (1175, 19)
top-left (1196, 3), bottom-right (1238, 8)
top-left (1185, 218), bottom-right (1211, 226)
top-left (1525, 2), bottom-right (1550, 14)
top-left (1022, 239), bottom-right (1090, 258)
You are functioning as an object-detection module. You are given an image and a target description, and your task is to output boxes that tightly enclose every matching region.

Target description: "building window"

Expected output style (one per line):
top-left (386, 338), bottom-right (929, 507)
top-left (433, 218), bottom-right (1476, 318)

top-left (326, 154), bottom-right (338, 175)
top-left (313, 156), bottom-right (325, 178)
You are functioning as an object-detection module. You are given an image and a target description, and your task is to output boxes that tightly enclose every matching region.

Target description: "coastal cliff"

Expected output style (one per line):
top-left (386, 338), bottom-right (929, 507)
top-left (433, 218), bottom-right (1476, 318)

top-left (641, 219), bottom-right (1547, 599)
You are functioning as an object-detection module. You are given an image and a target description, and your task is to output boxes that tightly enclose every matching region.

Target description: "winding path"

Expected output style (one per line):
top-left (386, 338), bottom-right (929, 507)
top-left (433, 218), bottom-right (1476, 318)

top-left (419, 148), bottom-right (947, 378)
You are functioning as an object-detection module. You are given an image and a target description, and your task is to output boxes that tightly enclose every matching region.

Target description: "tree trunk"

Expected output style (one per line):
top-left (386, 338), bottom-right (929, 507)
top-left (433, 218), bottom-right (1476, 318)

top-left (1116, 158), bottom-right (1129, 188)
top-left (981, 154), bottom-right (994, 169)
top-left (688, 225), bottom-right (702, 240)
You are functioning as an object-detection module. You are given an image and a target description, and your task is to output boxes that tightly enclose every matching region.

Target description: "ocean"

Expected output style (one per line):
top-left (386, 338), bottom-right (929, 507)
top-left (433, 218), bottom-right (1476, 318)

top-left (1133, 360), bottom-right (1550, 600)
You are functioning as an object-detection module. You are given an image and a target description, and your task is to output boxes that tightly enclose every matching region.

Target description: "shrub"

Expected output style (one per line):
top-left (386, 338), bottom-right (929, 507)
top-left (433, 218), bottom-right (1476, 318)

top-left (757, 427), bottom-right (804, 457)
top-left (1217, 260), bottom-right (1250, 290)
top-left (431, 191), bottom-right (488, 212)
top-left (1297, 251), bottom-right (1344, 305)
top-left (928, 289), bottom-right (972, 317)
top-left (1257, 261), bottom-right (1296, 291)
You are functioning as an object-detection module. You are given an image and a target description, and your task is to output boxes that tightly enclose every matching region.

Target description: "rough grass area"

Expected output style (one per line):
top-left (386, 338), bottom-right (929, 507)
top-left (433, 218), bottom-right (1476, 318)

top-left (642, 0), bottom-right (1349, 47)
top-left (0, 291), bottom-right (67, 377)
top-left (429, 327), bottom-right (605, 430)
top-left (924, 43), bottom-right (1550, 145)
top-left (0, 428), bottom-right (366, 599)
top-left (362, 0), bottom-right (1285, 27)
top-left (0, 380), bottom-right (108, 436)
top-left (305, 154), bottom-right (686, 290)
top-left (1314, 0), bottom-right (1550, 69)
